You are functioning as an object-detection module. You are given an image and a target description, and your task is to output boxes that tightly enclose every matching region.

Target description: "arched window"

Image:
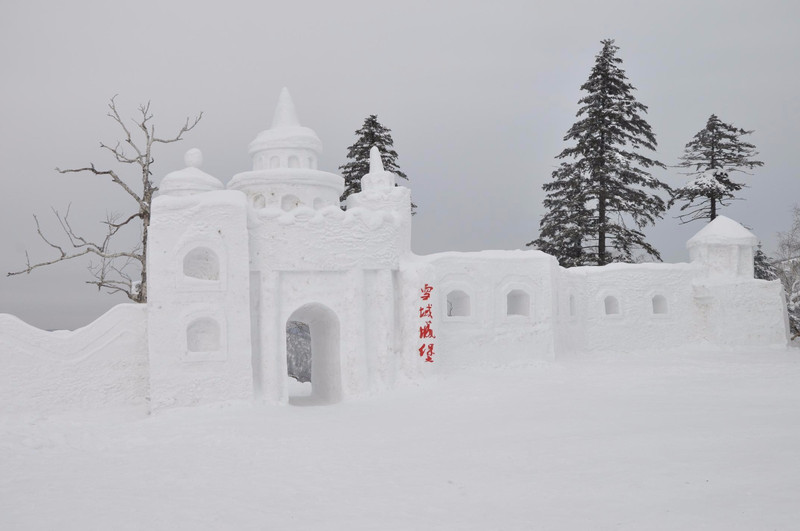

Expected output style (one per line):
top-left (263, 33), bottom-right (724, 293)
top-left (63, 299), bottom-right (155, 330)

top-left (506, 289), bottom-right (530, 316)
top-left (604, 295), bottom-right (620, 315)
top-left (288, 155), bottom-right (300, 168)
top-left (252, 193), bottom-right (266, 209)
top-left (652, 294), bottom-right (668, 315)
top-left (183, 247), bottom-right (219, 281)
top-left (447, 290), bottom-right (471, 317)
top-left (281, 194), bottom-right (300, 211)
top-left (187, 318), bottom-right (220, 352)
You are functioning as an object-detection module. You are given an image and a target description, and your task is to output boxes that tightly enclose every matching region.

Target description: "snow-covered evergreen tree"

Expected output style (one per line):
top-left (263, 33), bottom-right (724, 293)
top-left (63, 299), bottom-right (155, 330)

top-left (753, 243), bottom-right (779, 281)
top-left (339, 115), bottom-right (414, 211)
top-left (787, 281), bottom-right (800, 338)
top-left (671, 114), bottom-right (764, 223)
top-left (529, 39), bottom-right (669, 266)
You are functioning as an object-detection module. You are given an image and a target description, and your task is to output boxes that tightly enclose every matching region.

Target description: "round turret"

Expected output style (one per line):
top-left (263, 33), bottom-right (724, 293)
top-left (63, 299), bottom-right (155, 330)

top-left (228, 88), bottom-right (344, 211)
top-left (159, 149), bottom-right (224, 197)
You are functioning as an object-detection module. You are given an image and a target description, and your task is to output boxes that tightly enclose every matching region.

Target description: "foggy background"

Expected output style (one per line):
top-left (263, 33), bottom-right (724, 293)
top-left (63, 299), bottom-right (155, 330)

top-left (1, 0), bottom-right (797, 330)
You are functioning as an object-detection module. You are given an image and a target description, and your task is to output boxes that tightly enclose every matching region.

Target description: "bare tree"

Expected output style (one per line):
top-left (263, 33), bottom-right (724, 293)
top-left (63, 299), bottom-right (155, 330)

top-left (774, 205), bottom-right (800, 337)
top-left (8, 97), bottom-right (202, 303)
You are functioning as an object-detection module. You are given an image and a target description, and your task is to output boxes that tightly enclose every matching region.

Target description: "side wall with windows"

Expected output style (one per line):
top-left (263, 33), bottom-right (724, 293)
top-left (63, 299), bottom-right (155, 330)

top-left (147, 190), bottom-right (253, 410)
top-left (557, 263), bottom-right (698, 352)
top-left (416, 250), bottom-right (559, 369)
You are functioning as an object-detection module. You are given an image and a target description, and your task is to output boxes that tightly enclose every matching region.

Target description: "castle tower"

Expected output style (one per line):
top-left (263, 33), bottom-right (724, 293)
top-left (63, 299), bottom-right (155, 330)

top-left (228, 87), bottom-right (344, 211)
top-left (147, 149), bottom-right (253, 410)
top-left (686, 215), bottom-right (757, 279)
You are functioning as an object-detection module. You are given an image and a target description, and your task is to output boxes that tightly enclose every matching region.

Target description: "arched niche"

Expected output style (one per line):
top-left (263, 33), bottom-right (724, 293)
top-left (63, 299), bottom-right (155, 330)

top-left (604, 295), bottom-right (621, 316)
top-left (506, 289), bottom-right (530, 316)
top-left (652, 294), bottom-right (668, 315)
top-left (281, 194), bottom-right (300, 211)
top-left (252, 193), bottom-right (266, 209)
top-left (447, 290), bottom-right (471, 317)
top-left (183, 247), bottom-right (219, 281)
top-left (186, 317), bottom-right (221, 352)
top-left (285, 303), bottom-right (341, 405)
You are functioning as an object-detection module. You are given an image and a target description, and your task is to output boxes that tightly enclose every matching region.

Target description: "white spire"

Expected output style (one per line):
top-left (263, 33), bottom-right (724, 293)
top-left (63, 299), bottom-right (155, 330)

top-left (369, 146), bottom-right (384, 173)
top-left (270, 87), bottom-right (300, 129)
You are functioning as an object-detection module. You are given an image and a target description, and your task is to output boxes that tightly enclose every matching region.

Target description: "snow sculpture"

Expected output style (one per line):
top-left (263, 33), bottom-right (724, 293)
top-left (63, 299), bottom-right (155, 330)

top-left (0, 89), bottom-right (789, 415)
top-left (687, 215), bottom-right (757, 279)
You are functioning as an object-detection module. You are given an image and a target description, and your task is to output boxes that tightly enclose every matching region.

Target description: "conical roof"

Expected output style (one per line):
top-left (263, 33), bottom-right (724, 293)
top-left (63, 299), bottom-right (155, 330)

top-left (248, 87), bottom-right (322, 155)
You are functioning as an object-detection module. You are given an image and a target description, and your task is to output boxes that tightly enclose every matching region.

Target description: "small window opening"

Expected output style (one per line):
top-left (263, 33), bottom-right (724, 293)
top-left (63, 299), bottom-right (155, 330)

top-left (183, 247), bottom-right (219, 281)
top-left (506, 289), bottom-right (530, 316)
top-left (253, 194), bottom-right (266, 209)
top-left (447, 290), bottom-right (471, 317)
top-left (652, 294), bottom-right (668, 315)
top-left (604, 295), bottom-right (620, 315)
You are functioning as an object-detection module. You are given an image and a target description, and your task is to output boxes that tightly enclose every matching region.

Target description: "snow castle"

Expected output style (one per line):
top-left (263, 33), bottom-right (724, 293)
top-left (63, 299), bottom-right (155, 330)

top-left (0, 89), bottom-right (789, 414)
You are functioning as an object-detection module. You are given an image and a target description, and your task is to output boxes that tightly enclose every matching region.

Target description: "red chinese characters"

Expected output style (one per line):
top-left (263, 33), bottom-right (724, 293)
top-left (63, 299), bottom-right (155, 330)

top-left (420, 284), bottom-right (433, 301)
top-left (417, 284), bottom-right (435, 363)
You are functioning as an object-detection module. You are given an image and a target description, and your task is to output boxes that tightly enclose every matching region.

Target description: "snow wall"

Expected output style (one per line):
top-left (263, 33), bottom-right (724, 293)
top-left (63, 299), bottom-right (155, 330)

top-left (0, 304), bottom-right (148, 415)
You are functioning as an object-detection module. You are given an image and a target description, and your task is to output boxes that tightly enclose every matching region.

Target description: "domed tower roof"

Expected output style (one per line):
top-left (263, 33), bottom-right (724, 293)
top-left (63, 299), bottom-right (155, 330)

top-left (248, 87), bottom-right (323, 158)
top-left (687, 215), bottom-right (757, 248)
top-left (159, 149), bottom-right (223, 196)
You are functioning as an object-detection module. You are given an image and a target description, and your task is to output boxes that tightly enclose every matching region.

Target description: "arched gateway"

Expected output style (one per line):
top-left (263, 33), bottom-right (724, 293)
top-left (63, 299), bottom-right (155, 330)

top-left (285, 303), bottom-right (341, 404)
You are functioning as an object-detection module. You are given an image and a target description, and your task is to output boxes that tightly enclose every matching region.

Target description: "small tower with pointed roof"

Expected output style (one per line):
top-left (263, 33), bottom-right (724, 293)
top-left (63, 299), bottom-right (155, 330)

top-left (229, 88), bottom-right (343, 211)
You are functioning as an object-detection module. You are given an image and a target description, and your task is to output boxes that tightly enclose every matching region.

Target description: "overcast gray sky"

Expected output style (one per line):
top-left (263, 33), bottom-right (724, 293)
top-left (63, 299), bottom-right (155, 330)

top-left (1, 0), bottom-right (798, 330)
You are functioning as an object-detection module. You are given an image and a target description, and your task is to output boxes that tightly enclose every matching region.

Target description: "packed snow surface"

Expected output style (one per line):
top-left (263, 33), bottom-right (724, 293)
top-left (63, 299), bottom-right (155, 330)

top-left (2, 348), bottom-right (799, 530)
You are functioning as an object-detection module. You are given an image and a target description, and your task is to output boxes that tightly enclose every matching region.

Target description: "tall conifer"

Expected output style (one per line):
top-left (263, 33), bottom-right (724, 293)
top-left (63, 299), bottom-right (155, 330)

top-left (339, 115), bottom-right (414, 211)
top-left (530, 39), bottom-right (669, 266)
top-left (671, 114), bottom-right (764, 223)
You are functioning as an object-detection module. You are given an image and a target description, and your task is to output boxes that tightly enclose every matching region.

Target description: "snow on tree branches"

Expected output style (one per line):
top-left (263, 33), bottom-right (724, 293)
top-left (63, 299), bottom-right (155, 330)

top-left (671, 114), bottom-right (764, 224)
top-left (339, 115), bottom-right (415, 212)
top-left (529, 39), bottom-right (669, 266)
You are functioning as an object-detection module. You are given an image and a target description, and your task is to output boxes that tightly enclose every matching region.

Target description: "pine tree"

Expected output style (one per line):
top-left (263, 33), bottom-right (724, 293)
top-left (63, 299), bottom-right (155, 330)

top-left (671, 114), bottom-right (764, 223)
top-left (339, 115), bottom-right (414, 211)
top-left (753, 243), bottom-right (779, 281)
top-left (529, 39), bottom-right (669, 266)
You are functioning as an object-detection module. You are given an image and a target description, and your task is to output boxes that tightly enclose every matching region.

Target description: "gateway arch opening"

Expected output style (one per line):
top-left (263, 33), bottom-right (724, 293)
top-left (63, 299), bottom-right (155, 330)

top-left (285, 303), bottom-right (342, 405)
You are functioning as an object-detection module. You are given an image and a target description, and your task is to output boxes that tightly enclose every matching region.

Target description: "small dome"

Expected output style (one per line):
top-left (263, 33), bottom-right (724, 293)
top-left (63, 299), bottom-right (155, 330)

top-left (248, 88), bottom-right (323, 156)
top-left (159, 149), bottom-right (224, 197)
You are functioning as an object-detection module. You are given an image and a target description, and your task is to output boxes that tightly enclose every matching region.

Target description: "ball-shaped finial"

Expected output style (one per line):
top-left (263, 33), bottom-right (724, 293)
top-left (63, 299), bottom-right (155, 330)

top-left (184, 148), bottom-right (203, 168)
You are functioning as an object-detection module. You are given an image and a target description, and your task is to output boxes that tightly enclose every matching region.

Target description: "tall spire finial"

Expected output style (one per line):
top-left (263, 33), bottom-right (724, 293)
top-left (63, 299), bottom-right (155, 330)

top-left (369, 146), bottom-right (384, 173)
top-left (271, 87), bottom-right (300, 129)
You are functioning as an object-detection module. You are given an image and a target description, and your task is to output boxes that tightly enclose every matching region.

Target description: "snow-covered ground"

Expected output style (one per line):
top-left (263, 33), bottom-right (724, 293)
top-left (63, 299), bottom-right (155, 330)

top-left (2, 348), bottom-right (799, 530)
